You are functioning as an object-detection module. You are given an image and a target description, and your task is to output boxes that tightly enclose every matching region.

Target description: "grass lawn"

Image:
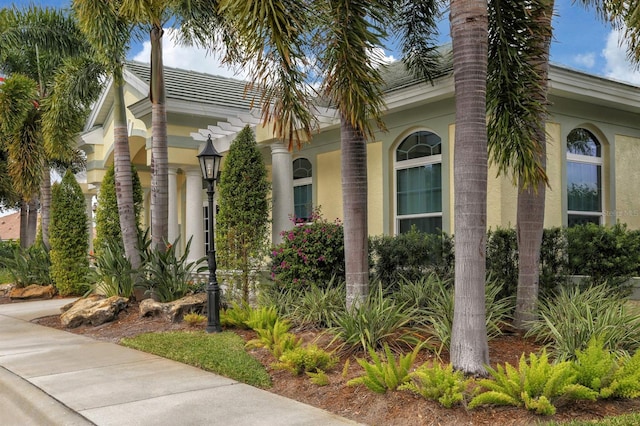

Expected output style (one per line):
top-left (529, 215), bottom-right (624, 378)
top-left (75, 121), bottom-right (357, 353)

top-left (0, 268), bottom-right (13, 284)
top-left (121, 331), bottom-right (272, 388)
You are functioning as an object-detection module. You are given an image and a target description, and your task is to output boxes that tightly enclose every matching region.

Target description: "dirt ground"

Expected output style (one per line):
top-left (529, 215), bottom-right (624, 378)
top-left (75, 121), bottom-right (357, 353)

top-left (5, 296), bottom-right (639, 426)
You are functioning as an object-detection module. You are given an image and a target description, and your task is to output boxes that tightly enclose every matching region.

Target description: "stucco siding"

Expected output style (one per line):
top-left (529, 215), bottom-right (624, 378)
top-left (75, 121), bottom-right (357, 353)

top-left (615, 134), bottom-right (640, 227)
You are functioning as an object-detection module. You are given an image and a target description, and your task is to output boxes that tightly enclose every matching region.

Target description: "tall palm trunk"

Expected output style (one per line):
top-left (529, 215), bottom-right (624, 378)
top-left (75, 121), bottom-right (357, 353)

top-left (514, 1), bottom-right (553, 329)
top-left (341, 118), bottom-right (369, 309)
top-left (449, 0), bottom-right (490, 375)
top-left (150, 24), bottom-right (168, 252)
top-left (19, 198), bottom-right (38, 248)
top-left (40, 163), bottom-right (51, 249)
top-left (113, 74), bottom-right (141, 270)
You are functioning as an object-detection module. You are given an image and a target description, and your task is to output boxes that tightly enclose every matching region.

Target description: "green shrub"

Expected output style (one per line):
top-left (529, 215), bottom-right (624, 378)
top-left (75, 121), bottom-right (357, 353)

top-left (330, 285), bottom-right (422, 353)
top-left (604, 350), bottom-right (640, 399)
top-left (400, 362), bottom-right (469, 408)
top-left (90, 241), bottom-right (135, 298)
top-left (370, 227), bottom-right (454, 291)
top-left (245, 305), bottom-right (279, 331)
top-left (216, 126), bottom-right (270, 303)
top-left (469, 350), bottom-right (597, 415)
top-left (0, 240), bottom-right (19, 262)
top-left (275, 344), bottom-right (338, 375)
top-left (566, 223), bottom-right (640, 294)
top-left (139, 236), bottom-right (206, 303)
top-left (306, 369), bottom-right (330, 386)
top-left (183, 312), bottom-right (206, 326)
top-left (50, 170), bottom-right (90, 296)
top-left (347, 343), bottom-right (420, 394)
top-left (93, 164), bottom-right (143, 255)
top-left (270, 210), bottom-right (344, 289)
top-left (526, 283), bottom-right (640, 360)
top-left (3, 244), bottom-right (52, 287)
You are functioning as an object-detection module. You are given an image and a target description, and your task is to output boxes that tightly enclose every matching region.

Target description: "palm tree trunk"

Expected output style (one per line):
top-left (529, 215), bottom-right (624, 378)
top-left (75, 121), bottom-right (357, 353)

top-left (40, 164), bottom-right (51, 249)
top-left (26, 197), bottom-right (38, 247)
top-left (19, 200), bottom-right (29, 249)
top-left (150, 25), bottom-right (168, 252)
top-left (449, 0), bottom-right (490, 375)
top-left (341, 117), bottom-right (369, 309)
top-left (514, 0), bottom-right (553, 329)
top-left (113, 75), bottom-right (141, 270)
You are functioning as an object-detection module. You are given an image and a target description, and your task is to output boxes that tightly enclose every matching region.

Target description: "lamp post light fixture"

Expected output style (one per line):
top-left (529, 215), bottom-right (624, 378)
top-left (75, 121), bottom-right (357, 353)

top-left (197, 134), bottom-right (223, 333)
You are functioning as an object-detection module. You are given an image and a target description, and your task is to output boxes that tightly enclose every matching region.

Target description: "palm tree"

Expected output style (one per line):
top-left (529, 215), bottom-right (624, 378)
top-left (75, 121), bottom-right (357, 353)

top-left (449, 0), bottom-right (491, 375)
top-left (487, 0), bottom-right (553, 328)
top-left (0, 6), bottom-right (101, 248)
top-left (73, 0), bottom-right (142, 269)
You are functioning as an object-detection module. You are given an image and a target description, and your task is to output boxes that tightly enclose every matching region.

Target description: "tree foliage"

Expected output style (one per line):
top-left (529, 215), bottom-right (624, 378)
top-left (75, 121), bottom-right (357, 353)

top-left (94, 164), bottom-right (143, 254)
top-left (216, 126), bottom-right (270, 303)
top-left (50, 170), bottom-right (89, 296)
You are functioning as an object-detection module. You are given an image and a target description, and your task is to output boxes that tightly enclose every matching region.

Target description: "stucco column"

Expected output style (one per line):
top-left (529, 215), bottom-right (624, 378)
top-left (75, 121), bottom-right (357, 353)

top-left (185, 167), bottom-right (205, 262)
top-left (270, 143), bottom-right (294, 245)
top-left (168, 167), bottom-right (179, 245)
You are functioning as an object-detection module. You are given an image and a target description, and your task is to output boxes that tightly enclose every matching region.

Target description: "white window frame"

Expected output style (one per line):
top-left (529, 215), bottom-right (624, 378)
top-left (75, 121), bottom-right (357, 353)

top-left (394, 137), bottom-right (443, 235)
top-left (567, 136), bottom-right (604, 225)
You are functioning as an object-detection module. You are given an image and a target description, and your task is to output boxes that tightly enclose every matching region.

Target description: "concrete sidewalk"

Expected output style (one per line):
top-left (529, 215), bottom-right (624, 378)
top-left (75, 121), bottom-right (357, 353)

top-left (0, 299), bottom-right (361, 426)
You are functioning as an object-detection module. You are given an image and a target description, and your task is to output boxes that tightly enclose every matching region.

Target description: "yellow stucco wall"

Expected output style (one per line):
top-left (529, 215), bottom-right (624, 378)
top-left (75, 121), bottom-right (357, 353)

top-left (315, 142), bottom-right (383, 235)
top-left (615, 134), bottom-right (640, 227)
top-left (367, 142), bottom-right (383, 236)
top-left (545, 122), bottom-right (563, 227)
top-left (317, 150), bottom-right (343, 222)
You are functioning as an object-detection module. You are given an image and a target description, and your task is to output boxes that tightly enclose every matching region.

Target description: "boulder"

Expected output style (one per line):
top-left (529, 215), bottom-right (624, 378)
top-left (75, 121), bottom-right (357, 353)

top-left (139, 293), bottom-right (207, 322)
top-left (60, 295), bottom-right (128, 328)
top-left (0, 283), bottom-right (15, 298)
top-left (9, 284), bottom-right (55, 300)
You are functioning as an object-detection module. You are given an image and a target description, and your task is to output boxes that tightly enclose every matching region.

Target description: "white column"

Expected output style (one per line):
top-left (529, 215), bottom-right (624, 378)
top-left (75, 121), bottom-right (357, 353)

top-left (185, 167), bottom-right (205, 262)
top-left (168, 167), bottom-right (179, 245)
top-left (270, 143), bottom-right (294, 245)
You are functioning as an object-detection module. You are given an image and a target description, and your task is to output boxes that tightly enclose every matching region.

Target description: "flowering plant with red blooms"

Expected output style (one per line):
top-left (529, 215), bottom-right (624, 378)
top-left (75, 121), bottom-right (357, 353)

top-left (270, 210), bottom-right (344, 289)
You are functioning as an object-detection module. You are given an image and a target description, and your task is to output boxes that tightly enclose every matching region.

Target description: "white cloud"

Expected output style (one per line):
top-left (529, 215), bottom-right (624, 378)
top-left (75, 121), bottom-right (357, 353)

top-left (131, 28), bottom-right (249, 80)
top-left (602, 28), bottom-right (640, 85)
top-left (572, 52), bottom-right (596, 69)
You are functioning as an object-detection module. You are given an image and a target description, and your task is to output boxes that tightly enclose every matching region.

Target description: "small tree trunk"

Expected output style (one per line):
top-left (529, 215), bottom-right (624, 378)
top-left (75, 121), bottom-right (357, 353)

top-left (40, 164), bottom-right (51, 249)
top-left (341, 117), bottom-right (369, 309)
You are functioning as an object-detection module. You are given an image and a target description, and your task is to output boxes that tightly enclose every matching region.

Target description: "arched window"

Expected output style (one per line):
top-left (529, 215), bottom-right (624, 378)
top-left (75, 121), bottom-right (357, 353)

top-left (395, 131), bottom-right (442, 234)
top-left (567, 128), bottom-right (603, 226)
top-left (293, 158), bottom-right (313, 222)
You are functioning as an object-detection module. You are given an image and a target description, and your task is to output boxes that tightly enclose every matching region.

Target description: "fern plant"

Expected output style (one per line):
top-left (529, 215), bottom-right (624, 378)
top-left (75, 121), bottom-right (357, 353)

top-left (220, 301), bottom-right (253, 329)
top-left (399, 362), bottom-right (469, 408)
top-left (275, 344), bottom-right (338, 375)
top-left (307, 369), bottom-right (330, 386)
top-left (245, 318), bottom-right (302, 358)
top-left (601, 349), bottom-right (640, 399)
top-left (572, 336), bottom-right (619, 394)
top-left (245, 305), bottom-right (279, 331)
top-left (347, 344), bottom-right (420, 394)
top-left (469, 350), bottom-right (597, 415)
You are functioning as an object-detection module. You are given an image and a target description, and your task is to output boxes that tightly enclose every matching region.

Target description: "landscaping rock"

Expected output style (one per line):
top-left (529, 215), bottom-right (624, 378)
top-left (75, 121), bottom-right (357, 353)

top-left (9, 284), bottom-right (55, 300)
top-left (60, 295), bottom-right (128, 328)
top-left (139, 293), bottom-right (207, 322)
top-left (0, 283), bottom-right (15, 297)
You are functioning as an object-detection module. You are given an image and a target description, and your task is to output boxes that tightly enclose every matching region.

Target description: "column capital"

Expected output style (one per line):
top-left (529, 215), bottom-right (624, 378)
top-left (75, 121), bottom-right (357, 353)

top-left (270, 142), bottom-right (290, 155)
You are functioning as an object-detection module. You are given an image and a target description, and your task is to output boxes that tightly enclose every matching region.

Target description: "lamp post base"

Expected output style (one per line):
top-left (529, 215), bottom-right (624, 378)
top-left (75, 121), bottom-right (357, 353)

top-left (206, 282), bottom-right (221, 333)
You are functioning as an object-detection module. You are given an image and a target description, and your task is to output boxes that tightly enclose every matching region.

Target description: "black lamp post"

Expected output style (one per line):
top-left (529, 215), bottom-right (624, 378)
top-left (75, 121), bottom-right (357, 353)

top-left (197, 135), bottom-right (223, 333)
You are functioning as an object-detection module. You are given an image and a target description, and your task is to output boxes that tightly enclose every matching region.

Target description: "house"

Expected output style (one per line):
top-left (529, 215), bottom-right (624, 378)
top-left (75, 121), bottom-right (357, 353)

top-left (78, 59), bottom-right (640, 262)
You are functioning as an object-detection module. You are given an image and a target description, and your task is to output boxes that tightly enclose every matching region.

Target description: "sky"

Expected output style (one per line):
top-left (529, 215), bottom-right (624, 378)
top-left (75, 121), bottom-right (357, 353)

top-left (2, 0), bottom-right (640, 85)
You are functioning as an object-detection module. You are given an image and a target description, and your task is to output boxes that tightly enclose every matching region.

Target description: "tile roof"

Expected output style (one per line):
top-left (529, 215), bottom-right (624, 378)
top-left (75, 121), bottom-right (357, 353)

top-left (0, 211), bottom-right (20, 241)
top-left (125, 61), bottom-right (258, 111)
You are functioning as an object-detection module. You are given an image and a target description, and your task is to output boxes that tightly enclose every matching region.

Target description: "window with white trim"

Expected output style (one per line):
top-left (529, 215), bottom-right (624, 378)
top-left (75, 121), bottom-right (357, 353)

top-left (395, 131), bottom-right (442, 234)
top-left (293, 158), bottom-right (313, 222)
top-left (567, 128), bottom-right (603, 227)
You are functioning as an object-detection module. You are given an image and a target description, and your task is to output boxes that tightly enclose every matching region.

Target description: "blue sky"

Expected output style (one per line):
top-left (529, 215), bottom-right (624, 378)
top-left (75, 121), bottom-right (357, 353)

top-left (2, 0), bottom-right (640, 84)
